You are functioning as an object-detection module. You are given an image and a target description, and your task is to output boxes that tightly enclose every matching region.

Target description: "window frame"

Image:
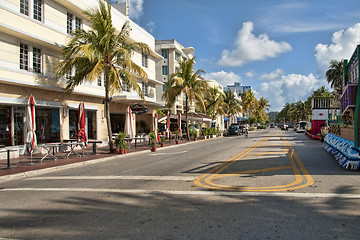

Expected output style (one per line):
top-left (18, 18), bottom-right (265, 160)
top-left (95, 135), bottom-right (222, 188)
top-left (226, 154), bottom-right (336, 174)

top-left (20, 43), bottom-right (29, 70)
top-left (161, 49), bottom-right (168, 59)
top-left (142, 53), bottom-right (148, 68)
top-left (20, 0), bottom-right (29, 16)
top-left (162, 66), bottom-right (168, 75)
top-left (33, 0), bottom-right (42, 22)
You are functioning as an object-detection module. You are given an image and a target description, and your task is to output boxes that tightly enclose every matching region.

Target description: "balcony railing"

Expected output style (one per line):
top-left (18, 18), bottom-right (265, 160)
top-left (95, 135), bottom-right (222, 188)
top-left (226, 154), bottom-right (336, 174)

top-left (341, 84), bottom-right (357, 113)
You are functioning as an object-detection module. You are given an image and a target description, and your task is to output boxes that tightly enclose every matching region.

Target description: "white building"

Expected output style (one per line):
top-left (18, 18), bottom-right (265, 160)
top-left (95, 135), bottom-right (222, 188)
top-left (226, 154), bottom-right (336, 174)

top-left (155, 39), bottom-right (194, 113)
top-left (0, 0), bottom-right (162, 157)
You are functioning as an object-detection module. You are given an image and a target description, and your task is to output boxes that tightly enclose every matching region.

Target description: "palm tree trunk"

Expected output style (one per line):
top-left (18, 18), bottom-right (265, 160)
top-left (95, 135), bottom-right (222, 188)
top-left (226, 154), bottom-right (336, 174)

top-left (104, 82), bottom-right (114, 152)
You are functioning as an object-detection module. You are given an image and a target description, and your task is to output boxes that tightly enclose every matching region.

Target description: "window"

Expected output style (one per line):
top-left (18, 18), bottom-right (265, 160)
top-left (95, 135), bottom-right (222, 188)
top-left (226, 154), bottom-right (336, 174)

top-left (20, 0), bottom-right (29, 16)
top-left (33, 0), bottom-right (42, 21)
top-left (142, 53), bottom-right (148, 68)
top-left (175, 53), bottom-right (179, 61)
top-left (142, 81), bottom-right (148, 96)
top-left (97, 76), bottom-right (102, 86)
top-left (32, 47), bottom-right (41, 73)
top-left (66, 70), bottom-right (72, 81)
top-left (67, 12), bottom-right (82, 34)
top-left (75, 17), bottom-right (82, 30)
top-left (122, 81), bottom-right (130, 92)
top-left (161, 49), bottom-right (168, 59)
top-left (67, 12), bottom-right (73, 34)
top-left (20, 43), bottom-right (29, 70)
top-left (162, 66), bottom-right (168, 75)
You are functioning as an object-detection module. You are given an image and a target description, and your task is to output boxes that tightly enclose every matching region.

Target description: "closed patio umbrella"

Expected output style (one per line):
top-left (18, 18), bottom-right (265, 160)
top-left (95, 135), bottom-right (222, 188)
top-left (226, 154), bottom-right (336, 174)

top-left (125, 106), bottom-right (135, 139)
top-left (166, 111), bottom-right (170, 139)
top-left (77, 102), bottom-right (87, 145)
top-left (26, 96), bottom-right (37, 161)
top-left (154, 113), bottom-right (161, 142)
top-left (178, 112), bottom-right (182, 137)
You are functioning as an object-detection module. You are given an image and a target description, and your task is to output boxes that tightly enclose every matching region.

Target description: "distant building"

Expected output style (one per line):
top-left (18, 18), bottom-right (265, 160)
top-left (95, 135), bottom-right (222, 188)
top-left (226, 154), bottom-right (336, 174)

top-left (204, 79), bottom-right (225, 131)
top-left (225, 82), bottom-right (251, 96)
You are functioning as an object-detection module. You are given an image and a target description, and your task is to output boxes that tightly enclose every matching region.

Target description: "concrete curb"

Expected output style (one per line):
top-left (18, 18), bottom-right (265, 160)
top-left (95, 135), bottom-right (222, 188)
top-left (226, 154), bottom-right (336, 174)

top-left (0, 136), bottom-right (222, 183)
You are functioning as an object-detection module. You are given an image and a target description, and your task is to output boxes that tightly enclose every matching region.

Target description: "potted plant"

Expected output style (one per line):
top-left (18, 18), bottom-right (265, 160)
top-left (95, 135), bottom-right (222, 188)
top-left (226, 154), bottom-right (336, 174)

top-left (190, 129), bottom-right (198, 141)
top-left (174, 130), bottom-right (180, 144)
top-left (201, 128), bottom-right (208, 139)
top-left (119, 140), bottom-right (128, 154)
top-left (160, 137), bottom-right (166, 147)
top-left (149, 132), bottom-right (157, 152)
top-left (114, 132), bottom-right (127, 153)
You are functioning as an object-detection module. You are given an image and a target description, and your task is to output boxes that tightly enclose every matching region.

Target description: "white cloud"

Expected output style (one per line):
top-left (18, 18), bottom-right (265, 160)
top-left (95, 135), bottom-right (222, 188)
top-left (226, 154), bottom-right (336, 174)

top-left (218, 22), bottom-right (292, 67)
top-left (315, 23), bottom-right (360, 76)
top-left (260, 68), bottom-right (283, 80)
top-left (204, 71), bottom-right (241, 87)
top-left (255, 71), bottom-right (323, 111)
top-left (145, 21), bottom-right (155, 33)
top-left (129, 0), bottom-right (143, 20)
top-left (245, 71), bottom-right (255, 78)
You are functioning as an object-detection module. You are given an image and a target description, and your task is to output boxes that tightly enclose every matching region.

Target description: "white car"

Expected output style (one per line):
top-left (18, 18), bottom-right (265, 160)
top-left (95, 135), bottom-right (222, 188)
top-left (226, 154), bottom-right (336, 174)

top-left (296, 121), bottom-right (307, 133)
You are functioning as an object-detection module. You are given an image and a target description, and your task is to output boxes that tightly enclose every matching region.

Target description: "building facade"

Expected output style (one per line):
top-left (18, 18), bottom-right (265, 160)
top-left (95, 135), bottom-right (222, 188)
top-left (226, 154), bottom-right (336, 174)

top-left (0, 0), bottom-right (163, 156)
top-left (155, 39), bottom-right (194, 113)
top-left (225, 82), bottom-right (251, 96)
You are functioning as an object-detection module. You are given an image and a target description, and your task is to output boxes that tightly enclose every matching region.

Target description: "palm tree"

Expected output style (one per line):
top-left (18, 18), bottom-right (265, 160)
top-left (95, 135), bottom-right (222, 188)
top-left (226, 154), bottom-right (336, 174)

top-left (56, 0), bottom-right (150, 152)
top-left (241, 89), bottom-right (257, 123)
top-left (162, 58), bottom-right (207, 140)
top-left (257, 97), bottom-right (270, 122)
top-left (326, 60), bottom-right (344, 94)
top-left (205, 87), bottom-right (228, 118)
top-left (223, 90), bottom-right (242, 124)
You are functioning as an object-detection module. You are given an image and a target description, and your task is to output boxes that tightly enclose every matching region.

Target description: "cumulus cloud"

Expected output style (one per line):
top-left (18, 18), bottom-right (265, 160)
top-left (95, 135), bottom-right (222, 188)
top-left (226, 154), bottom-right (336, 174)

top-left (129, 0), bottom-right (144, 20)
top-left (218, 21), bottom-right (292, 66)
top-left (259, 68), bottom-right (283, 80)
top-left (204, 71), bottom-right (241, 87)
top-left (315, 23), bottom-right (360, 76)
top-left (255, 71), bottom-right (323, 111)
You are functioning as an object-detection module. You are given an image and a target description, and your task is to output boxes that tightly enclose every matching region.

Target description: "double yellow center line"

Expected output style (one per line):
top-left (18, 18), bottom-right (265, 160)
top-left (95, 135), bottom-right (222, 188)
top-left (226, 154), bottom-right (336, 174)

top-left (193, 132), bottom-right (314, 192)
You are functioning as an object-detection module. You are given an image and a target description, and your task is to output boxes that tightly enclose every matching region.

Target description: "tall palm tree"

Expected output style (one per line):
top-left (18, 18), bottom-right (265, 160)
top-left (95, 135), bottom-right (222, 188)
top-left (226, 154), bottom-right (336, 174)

top-left (326, 60), bottom-right (344, 94)
top-left (162, 58), bottom-right (207, 140)
top-left (205, 87), bottom-right (228, 118)
top-left (56, 0), bottom-right (150, 152)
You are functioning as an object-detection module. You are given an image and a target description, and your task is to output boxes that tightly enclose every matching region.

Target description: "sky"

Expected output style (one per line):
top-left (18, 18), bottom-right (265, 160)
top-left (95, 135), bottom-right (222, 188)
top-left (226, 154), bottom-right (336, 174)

top-left (111, 0), bottom-right (360, 111)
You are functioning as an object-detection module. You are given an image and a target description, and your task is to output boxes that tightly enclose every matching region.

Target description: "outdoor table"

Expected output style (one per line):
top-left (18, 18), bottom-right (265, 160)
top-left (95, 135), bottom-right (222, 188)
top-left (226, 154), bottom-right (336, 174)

top-left (63, 142), bottom-right (85, 158)
top-left (134, 137), bottom-right (147, 148)
top-left (123, 138), bottom-right (133, 149)
top-left (40, 143), bottom-right (62, 162)
top-left (88, 140), bottom-right (102, 154)
top-left (0, 148), bottom-right (18, 169)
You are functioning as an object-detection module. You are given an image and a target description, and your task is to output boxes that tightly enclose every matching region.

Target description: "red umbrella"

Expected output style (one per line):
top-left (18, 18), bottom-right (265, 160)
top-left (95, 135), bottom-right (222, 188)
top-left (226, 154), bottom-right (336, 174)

top-left (77, 102), bottom-right (87, 145)
top-left (26, 96), bottom-right (37, 159)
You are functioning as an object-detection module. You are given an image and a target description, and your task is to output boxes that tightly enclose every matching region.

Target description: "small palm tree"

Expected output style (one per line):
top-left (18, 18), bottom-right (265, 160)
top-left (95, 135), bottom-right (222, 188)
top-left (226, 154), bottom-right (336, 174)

top-left (326, 60), bottom-right (344, 94)
top-left (56, 0), bottom-right (150, 152)
top-left (162, 58), bottom-right (207, 140)
top-left (241, 89), bottom-right (257, 123)
top-left (223, 90), bottom-right (242, 124)
top-left (256, 97), bottom-right (270, 122)
top-left (205, 87), bottom-right (228, 118)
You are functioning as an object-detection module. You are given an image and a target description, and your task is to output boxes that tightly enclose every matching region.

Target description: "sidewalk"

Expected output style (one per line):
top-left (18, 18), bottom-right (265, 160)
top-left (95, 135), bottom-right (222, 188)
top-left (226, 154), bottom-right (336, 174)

top-left (0, 139), bottom-right (193, 180)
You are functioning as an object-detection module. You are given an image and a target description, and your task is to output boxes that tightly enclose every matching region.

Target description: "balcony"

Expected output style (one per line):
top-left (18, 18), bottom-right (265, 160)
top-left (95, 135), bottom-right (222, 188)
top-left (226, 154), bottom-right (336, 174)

top-left (341, 83), bottom-right (357, 114)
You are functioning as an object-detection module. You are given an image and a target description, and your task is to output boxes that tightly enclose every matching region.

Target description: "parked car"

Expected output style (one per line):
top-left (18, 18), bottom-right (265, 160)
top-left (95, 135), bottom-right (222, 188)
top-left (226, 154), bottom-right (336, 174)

top-left (296, 121), bottom-right (307, 133)
top-left (227, 124), bottom-right (241, 136)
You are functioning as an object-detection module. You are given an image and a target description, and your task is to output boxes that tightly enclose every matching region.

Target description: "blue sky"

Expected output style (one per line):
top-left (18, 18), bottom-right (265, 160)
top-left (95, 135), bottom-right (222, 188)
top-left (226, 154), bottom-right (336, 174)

top-left (111, 0), bottom-right (360, 111)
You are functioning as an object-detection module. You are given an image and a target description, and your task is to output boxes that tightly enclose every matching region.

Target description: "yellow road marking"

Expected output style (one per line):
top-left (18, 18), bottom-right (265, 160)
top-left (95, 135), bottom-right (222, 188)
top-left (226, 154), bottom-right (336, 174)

top-left (194, 131), bottom-right (314, 192)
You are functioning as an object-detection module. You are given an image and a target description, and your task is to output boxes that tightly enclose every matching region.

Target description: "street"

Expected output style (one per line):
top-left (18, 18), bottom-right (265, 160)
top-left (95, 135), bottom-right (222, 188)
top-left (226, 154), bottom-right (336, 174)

top-left (1, 128), bottom-right (360, 239)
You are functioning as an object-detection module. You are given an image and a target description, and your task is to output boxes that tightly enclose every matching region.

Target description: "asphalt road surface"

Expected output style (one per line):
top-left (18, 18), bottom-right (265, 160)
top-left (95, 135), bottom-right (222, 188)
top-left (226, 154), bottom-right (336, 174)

top-left (1, 128), bottom-right (360, 239)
